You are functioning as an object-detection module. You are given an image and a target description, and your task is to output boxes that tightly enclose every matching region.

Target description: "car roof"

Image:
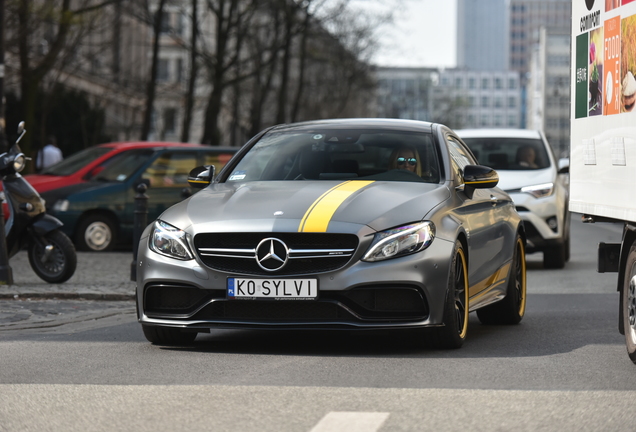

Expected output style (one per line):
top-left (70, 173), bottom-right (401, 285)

top-left (455, 128), bottom-right (543, 139)
top-left (268, 118), bottom-right (436, 133)
top-left (95, 141), bottom-right (237, 151)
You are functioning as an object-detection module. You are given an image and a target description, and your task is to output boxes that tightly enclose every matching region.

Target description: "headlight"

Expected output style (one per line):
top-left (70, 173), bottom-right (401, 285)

top-left (52, 199), bottom-right (69, 212)
top-left (149, 220), bottom-right (194, 260)
top-left (521, 182), bottom-right (554, 199)
top-left (362, 221), bottom-right (435, 262)
top-left (13, 154), bottom-right (26, 172)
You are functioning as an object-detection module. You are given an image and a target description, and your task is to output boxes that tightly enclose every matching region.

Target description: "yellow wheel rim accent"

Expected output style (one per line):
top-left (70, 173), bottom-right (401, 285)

top-left (458, 247), bottom-right (469, 339)
top-left (517, 238), bottom-right (527, 317)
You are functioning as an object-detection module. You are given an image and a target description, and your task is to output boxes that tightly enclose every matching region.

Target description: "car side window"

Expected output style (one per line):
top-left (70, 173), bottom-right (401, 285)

top-left (142, 152), bottom-right (198, 188)
top-left (446, 136), bottom-right (477, 183)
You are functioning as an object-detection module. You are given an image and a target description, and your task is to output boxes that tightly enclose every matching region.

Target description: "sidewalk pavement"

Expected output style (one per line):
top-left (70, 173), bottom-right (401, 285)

top-left (0, 251), bottom-right (136, 301)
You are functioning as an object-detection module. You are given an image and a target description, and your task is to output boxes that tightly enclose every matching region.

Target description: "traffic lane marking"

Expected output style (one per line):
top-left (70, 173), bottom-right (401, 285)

top-left (309, 412), bottom-right (389, 432)
top-left (1, 384), bottom-right (636, 431)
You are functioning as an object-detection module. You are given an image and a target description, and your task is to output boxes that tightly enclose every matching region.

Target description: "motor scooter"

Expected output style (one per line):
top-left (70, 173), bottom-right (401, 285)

top-left (1, 121), bottom-right (76, 283)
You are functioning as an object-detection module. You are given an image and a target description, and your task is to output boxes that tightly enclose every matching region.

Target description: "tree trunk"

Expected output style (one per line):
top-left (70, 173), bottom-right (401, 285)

top-left (181, 0), bottom-right (198, 143)
top-left (276, 4), bottom-right (294, 125)
top-left (291, 5), bottom-right (310, 123)
top-left (140, 0), bottom-right (167, 141)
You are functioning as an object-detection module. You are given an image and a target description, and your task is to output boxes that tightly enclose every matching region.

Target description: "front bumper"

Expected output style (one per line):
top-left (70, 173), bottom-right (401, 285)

top-left (508, 191), bottom-right (566, 252)
top-left (136, 236), bottom-right (455, 331)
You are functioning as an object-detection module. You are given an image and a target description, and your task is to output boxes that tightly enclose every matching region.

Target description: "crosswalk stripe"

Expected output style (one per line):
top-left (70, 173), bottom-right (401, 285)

top-left (309, 412), bottom-right (390, 432)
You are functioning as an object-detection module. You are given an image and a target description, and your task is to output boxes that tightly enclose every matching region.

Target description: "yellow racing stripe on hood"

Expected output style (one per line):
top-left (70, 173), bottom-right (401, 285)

top-left (299, 180), bottom-right (375, 232)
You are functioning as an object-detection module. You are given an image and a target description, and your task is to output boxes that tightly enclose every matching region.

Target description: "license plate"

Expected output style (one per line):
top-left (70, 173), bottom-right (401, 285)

top-left (227, 277), bottom-right (318, 300)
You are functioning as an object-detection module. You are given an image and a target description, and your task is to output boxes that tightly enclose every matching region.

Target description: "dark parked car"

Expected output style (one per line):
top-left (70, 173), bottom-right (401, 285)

top-left (135, 118), bottom-right (527, 348)
top-left (41, 144), bottom-right (237, 251)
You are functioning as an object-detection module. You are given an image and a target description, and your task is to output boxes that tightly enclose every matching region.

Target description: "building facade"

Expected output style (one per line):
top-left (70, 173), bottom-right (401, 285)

top-left (434, 69), bottom-right (522, 130)
top-left (526, 27), bottom-right (570, 158)
top-left (374, 67), bottom-right (522, 131)
top-left (457, 0), bottom-right (510, 71)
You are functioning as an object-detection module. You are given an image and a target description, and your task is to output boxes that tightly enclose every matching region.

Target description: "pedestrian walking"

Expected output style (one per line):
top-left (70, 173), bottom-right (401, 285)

top-left (36, 136), bottom-right (63, 172)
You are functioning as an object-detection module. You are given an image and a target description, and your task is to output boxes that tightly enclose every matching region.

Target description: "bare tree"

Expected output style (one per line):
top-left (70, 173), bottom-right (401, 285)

top-left (200, 0), bottom-right (257, 145)
top-left (5, 0), bottom-right (116, 169)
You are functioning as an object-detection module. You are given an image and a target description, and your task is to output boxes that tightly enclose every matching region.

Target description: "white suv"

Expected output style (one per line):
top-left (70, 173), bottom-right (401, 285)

top-left (457, 129), bottom-right (570, 269)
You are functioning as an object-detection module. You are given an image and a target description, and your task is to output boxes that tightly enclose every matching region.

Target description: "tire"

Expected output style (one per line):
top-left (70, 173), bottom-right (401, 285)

top-left (429, 240), bottom-right (469, 349)
top-left (477, 234), bottom-right (527, 325)
top-left (622, 245), bottom-right (636, 364)
top-left (543, 242), bottom-right (566, 269)
top-left (28, 229), bottom-right (78, 283)
top-left (76, 214), bottom-right (116, 252)
top-left (142, 325), bottom-right (197, 345)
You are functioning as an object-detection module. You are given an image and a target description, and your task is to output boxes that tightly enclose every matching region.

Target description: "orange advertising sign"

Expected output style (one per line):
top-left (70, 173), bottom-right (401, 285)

top-left (604, 16), bottom-right (621, 115)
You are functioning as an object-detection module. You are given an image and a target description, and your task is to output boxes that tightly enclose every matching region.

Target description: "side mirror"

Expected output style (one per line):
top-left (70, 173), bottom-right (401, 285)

top-left (16, 121), bottom-right (26, 145)
top-left (558, 158), bottom-right (569, 174)
top-left (187, 165), bottom-right (215, 189)
top-left (463, 165), bottom-right (499, 199)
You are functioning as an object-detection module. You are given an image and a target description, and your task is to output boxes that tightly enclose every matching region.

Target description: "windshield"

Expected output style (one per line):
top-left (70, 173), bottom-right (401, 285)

top-left (42, 146), bottom-right (113, 176)
top-left (224, 129), bottom-right (440, 183)
top-left (460, 137), bottom-right (551, 170)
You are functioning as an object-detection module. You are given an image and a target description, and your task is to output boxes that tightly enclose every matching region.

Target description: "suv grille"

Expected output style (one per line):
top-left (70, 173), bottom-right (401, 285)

top-left (193, 232), bottom-right (359, 276)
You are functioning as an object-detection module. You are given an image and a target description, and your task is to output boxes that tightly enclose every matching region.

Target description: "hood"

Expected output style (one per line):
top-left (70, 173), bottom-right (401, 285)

top-left (160, 180), bottom-right (450, 234)
top-left (23, 174), bottom-right (73, 193)
top-left (495, 168), bottom-right (555, 192)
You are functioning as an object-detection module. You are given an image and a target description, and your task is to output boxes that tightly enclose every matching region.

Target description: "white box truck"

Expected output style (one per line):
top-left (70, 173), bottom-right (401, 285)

top-left (570, 0), bottom-right (636, 364)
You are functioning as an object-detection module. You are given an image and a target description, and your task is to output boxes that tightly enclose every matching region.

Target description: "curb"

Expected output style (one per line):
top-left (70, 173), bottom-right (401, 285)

top-left (0, 293), bottom-right (135, 301)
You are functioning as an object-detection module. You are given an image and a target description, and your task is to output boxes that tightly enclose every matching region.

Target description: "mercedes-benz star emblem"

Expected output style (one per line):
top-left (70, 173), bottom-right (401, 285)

top-left (255, 238), bottom-right (289, 271)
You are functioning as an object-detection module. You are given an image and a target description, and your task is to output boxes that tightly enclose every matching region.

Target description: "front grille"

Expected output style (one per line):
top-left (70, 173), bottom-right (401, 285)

top-left (194, 232), bottom-right (359, 276)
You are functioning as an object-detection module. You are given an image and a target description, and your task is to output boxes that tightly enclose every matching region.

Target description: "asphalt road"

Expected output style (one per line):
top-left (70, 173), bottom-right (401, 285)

top-left (0, 216), bottom-right (634, 432)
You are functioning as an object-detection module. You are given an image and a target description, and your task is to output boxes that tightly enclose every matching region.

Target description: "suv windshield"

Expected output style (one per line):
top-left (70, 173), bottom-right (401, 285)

top-left (42, 146), bottom-right (113, 176)
top-left (461, 137), bottom-right (551, 170)
top-left (224, 129), bottom-right (441, 183)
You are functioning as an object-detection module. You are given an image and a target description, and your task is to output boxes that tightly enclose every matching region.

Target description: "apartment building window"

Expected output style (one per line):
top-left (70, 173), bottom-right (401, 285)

top-left (468, 77), bottom-right (476, 89)
top-left (160, 13), bottom-right (171, 34)
top-left (454, 77), bottom-right (463, 88)
top-left (176, 58), bottom-right (183, 82)
top-left (481, 78), bottom-right (489, 89)
top-left (494, 78), bottom-right (502, 89)
top-left (494, 97), bottom-right (503, 108)
top-left (481, 96), bottom-right (489, 108)
top-left (163, 108), bottom-right (177, 134)
top-left (480, 115), bottom-right (490, 127)
top-left (508, 115), bottom-right (517, 127)
top-left (508, 96), bottom-right (516, 108)
top-left (494, 114), bottom-right (503, 127)
top-left (157, 59), bottom-right (170, 81)
top-left (508, 78), bottom-right (517, 89)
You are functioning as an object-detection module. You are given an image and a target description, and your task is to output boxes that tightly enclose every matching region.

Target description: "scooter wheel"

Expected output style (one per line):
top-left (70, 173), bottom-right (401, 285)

top-left (28, 229), bottom-right (78, 283)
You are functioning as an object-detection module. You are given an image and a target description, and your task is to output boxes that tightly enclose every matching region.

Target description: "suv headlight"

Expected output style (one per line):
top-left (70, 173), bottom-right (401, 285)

top-left (149, 220), bottom-right (194, 260)
top-left (362, 221), bottom-right (435, 262)
top-left (521, 182), bottom-right (554, 199)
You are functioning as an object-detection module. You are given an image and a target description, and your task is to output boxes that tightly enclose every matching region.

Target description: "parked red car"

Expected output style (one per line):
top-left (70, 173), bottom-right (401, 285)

top-left (25, 141), bottom-right (235, 193)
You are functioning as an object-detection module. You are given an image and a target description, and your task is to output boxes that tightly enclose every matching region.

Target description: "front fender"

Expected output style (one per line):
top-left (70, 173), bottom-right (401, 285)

top-left (30, 213), bottom-right (64, 236)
